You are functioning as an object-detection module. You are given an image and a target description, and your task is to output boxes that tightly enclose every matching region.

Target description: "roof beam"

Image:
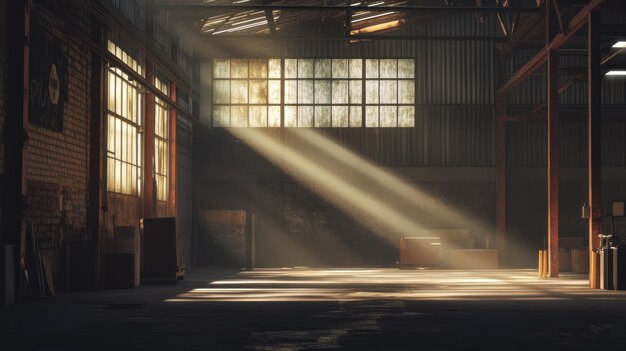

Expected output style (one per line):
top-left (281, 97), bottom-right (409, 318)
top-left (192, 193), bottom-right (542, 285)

top-left (499, 11), bottom-right (545, 55)
top-left (264, 10), bottom-right (276, 34)
top-left (496, 0), bottom-right (605, 97)
top-left (262, 0), bottom-right (276, 34)
top-left (198, 34), bottom-right (507, 42)
top-left (157, 4), bottom-right (541, 13)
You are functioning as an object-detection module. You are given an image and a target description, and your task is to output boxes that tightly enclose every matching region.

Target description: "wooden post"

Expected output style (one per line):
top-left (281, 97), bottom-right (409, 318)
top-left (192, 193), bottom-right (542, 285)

top-left (588, 10), bottom-right (602, 288)
top-left (143, 61), bottom-right (155, 219)
top-left (547, 50), bottom-right (559, 278)
top-left (168, 83), bottom-right (177, 217)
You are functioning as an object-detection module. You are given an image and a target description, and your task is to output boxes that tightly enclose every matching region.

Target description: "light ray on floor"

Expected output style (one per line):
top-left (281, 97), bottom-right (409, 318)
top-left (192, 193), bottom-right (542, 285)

top-left (167, 269), bottom-right (619, 302)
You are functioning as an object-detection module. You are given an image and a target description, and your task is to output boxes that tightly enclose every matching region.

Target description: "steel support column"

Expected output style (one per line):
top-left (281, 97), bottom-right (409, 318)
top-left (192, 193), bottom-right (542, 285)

top-left (495, 95), bottom-right (506, 261)
top-left (588, 10), bottom-right (602, 287)
top-left (547, 51), bottom-right (559, 277)
top-left (168, 84), bottom-right (177, 217)
top-left (143, 61), bottom-right (156, 219)
top-left (143, 0), bottom-right (156, 219)
top-left (496, 0), bottom-right (605, 98)
top-left (545, 0), bottom-right (560, 278)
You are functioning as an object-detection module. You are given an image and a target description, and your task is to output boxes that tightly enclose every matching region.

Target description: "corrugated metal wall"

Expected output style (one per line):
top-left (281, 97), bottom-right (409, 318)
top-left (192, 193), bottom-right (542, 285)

top-left (506, 50), bottom-right (626, 106)
top-left (203, 12), bottom-right (626, 168)
top-left (277, 105), bottom-right (494, 167)
top-left (506, 117), bottom-right (589, 167)
top-left (504, 45), bottom-right (626, 167)
top-left (205, 14), bottom-right (498, 167)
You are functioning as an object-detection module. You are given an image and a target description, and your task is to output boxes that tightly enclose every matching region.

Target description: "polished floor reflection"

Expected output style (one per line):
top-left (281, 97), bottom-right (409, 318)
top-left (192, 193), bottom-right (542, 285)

top-left (170, 268), bottom-right (626, 302)
top-left (4, 269), bottom-right (626, 350)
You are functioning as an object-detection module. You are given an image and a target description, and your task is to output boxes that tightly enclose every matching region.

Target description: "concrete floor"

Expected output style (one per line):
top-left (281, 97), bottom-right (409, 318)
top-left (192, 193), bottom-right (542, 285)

top-left (2, 268), bottom-right (626, 350)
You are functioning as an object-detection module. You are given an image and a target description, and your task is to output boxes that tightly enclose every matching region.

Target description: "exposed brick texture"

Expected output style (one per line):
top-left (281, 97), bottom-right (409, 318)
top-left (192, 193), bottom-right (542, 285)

top-left (25, 7), bottom-right (91, 255)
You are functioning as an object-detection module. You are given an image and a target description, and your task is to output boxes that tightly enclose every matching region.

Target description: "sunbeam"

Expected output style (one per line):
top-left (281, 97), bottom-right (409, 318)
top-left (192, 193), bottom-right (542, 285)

top-left (228, 127), bottom-right (432, 241)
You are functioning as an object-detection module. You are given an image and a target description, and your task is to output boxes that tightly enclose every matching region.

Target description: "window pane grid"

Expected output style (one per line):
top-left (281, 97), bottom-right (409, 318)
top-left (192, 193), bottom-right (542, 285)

top-left (106, 39), bottom-right (143, 196)
top-left (154, 73), bottom-right (170, 202)
top-left (212, 58), bottom-right (414, 128)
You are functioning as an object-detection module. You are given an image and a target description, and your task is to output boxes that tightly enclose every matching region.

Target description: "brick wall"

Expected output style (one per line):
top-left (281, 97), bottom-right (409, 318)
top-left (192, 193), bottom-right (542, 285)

top-left (25, 6), bottom-right (91, 270)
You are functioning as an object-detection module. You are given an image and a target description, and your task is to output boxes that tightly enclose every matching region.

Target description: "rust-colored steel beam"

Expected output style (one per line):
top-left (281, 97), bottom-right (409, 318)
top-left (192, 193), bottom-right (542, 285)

top-left (499, 11), bottom-right (545, 56)
top-left (497, 0), bottom-right (605, 97)
top-left (158, 4), bottom-right (541, 13)
top-left (588, 10), bottom-right (602, 287)
top-left (547, 50), bottom-right (559, 278)
top-left (144, 61), bottom-right (156, 219)
top-left (199, 34), bottom-right (507, 42)
top-left (506, 77), bottom-right (579, 122)
top-left (496, 95), bottom-right (506, 261)
top-left (168, 83), bottom-right (177, 218)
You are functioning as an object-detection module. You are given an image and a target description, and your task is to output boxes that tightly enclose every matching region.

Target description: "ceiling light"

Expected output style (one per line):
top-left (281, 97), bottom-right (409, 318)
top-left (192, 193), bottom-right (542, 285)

top-left (605, 71), bottom-right (626, 76)
top-left (612, 41), bottom-right (626, 48)
top-left (351, 11), bottom-right (396, 23)
top-left (350, 19), bottom-right (403, 35)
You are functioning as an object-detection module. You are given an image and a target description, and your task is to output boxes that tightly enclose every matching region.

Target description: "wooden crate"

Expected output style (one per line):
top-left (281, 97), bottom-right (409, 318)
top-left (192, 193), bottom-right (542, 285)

top-left (398, 237), bottom-right (441, 267)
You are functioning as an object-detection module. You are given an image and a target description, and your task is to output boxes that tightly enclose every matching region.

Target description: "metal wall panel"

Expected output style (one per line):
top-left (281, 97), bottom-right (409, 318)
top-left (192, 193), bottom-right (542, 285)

top-left (603, 121), bottom-right (626, 167)
top-left (506, 49), bottom-right (546, 106)
top-left (506, 120), bottom-right (546, 167)
top-left (202, 13), bottom-right (625, 167)
top-left (507, 117), bottom-right (626, 167)
top-left (176, 118), bottom-right (194, 268)
top-left (418, 106), bottom-right (495, 166)
top-left (416, 40), bottom-right (494, 105)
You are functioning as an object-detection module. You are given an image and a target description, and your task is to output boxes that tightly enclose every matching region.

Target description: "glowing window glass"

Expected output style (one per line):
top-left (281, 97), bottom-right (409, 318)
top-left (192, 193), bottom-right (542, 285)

top-left (154, 74), bottom-right (169, 202)
top-left (211, 58), bottom-right (414, 128)
top-left (106, 39), bottom-right (143, 196)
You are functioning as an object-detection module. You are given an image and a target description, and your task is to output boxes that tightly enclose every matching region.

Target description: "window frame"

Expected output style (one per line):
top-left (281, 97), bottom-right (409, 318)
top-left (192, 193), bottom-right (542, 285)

top-left (154, 75), bottom-right (169, 202)
top-left (105, 38), bottom-right (145, 197)
top-left (211, 58), bottom-right (416, 128)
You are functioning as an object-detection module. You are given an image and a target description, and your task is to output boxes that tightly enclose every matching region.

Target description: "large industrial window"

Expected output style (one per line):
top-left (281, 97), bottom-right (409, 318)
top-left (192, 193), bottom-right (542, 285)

top-left (365, 59), bottom-right (415, 127)
top-left (213, 59), bottom-right (282, 127)
top-left (212, 58), bottom-right (414, 128)
top-left (154, 74), bottom-right (169, 202)
top-left (106, 39), bottom-right (143, 196)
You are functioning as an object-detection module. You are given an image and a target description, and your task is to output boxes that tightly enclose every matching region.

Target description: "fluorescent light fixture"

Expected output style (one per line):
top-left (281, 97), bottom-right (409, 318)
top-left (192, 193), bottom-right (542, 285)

top-left (351, 11), bottom-right (396, 23)
top-left (213, 20), bottom-right (268, 34)
top-left (350, 19), bottom-right (402, 35)
top-left (612, 41), bottom-right (626, 48)
top-left (606, 70), bottom-right (626, 76)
